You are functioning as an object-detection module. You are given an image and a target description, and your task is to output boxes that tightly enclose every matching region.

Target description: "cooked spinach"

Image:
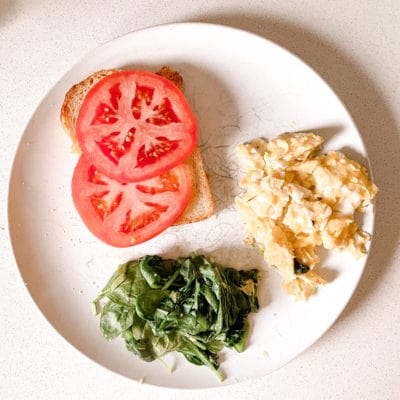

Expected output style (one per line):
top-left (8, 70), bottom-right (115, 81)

top-left (294, 259), bottom-right (310, 275)
top-left (93, 254), bottom-right (259, 381)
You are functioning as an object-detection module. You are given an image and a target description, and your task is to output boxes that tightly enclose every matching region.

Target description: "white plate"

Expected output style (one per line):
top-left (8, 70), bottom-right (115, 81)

top-left (8, 23), bottom-right (375, 389)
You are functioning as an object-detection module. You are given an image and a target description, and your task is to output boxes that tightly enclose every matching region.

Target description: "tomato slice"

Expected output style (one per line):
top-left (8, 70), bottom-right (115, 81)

top-left (71, 155), bottom-right (192, 247)
top-left (76, 70), bottom-right (197, 182)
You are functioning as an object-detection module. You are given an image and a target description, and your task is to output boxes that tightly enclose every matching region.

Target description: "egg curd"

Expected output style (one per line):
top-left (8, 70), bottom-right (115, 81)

top-left (235, 132), bottom-right (378, 300)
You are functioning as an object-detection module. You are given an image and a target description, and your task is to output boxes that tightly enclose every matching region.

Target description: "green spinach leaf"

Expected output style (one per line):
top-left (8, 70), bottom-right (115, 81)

top-left (294, 259), bottom-right (310, 275)
top-left (100, 301), bottom-right (135, 340)
top-left (94, 254), bottom-right (260, 381)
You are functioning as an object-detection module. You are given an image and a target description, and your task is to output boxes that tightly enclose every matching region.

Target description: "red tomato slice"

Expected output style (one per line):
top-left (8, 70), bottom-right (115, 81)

top-left (71, 155), bottom-right (192, 247)
top-left (76, 70), bottom-right (197, 182)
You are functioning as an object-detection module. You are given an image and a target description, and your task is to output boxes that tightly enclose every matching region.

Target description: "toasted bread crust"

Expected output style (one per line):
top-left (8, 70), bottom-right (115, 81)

top-left (60, 69), bottom-right (117, 153)
top-left (174, 147), bottom-right (214, 224)
top-left (60, 67), bottom-right (214, 225)
top-left (156, 66), bottom-right (184, 91)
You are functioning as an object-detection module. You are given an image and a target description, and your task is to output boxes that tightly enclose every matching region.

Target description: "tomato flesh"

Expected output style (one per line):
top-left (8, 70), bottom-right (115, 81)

top-left (76, 70), bottom-right (197, 182)
top-left (72, 155), bottom-right (192, 247)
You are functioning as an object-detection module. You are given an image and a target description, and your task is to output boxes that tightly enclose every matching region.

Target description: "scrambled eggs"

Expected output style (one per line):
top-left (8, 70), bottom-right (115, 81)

top-left (235, 132), bottom-right (378, 300)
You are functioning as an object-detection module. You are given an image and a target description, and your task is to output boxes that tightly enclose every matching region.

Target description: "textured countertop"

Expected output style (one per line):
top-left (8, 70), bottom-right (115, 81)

top-left (1, 1), bottom-right (399, 399)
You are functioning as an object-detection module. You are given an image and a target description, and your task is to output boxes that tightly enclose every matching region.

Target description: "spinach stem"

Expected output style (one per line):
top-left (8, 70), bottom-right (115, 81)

top-left (161, 266), bottom-right (181, 291)
top-left (92, 301), bottom-right (100, 316)
top-left (92, 271), bottom-right (127, 315)
top-left (157, 357), bottom-right (173, 373)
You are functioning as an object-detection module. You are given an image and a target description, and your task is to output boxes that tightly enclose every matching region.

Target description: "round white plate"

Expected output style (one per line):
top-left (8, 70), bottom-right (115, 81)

top-left (8, 23), bottom-right (375, 389)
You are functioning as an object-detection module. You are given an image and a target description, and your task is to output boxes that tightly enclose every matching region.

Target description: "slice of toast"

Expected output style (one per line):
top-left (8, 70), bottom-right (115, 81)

top-left (60, 67), bottom-right (214, 225)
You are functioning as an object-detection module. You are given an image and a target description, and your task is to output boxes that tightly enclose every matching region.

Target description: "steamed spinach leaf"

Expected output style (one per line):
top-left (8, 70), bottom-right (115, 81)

top-left (93, 254), bottom-right (260, 381)
top-left (100, 301), bottom-right (135, 340)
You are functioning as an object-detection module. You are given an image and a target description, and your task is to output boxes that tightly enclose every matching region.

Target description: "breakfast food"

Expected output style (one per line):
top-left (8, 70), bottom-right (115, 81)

top-left (60, 67), bottom-right (214, 246)
top-left (235, 132), bottom-right (378, 300)
top-left (76, 70), bottom-right (197, 182)
top-left (93, 254), bottom-right (259, 381)
top-left (71, 156), bottom-right (192, 247)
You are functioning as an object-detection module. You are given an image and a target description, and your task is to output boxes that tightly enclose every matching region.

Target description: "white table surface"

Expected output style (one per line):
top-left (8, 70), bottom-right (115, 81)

top-left (1, 1), bottom-right (399, 399)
